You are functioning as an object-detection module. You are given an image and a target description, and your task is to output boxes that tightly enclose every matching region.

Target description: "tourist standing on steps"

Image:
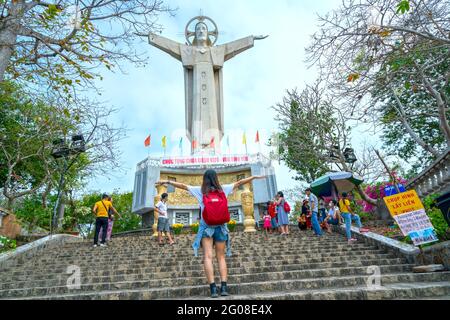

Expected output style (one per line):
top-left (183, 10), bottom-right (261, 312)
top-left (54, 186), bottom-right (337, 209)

top-left (301, 199), bottom-right (312, 230)
top-left (305, 188), bottom-right (322, 236)
top-left (99, 196), bottom-right (122, 242)
top-left (267, 200), bottom-right (277, 234)
top-left (155, 193), bottom-right (175, 246)
top-left (274, 191), bottom-right (289, 235)
top-left (156, 170), bottom-right (265, 298)
top-left (318, 196), bottom-right (326, 223)
top-left (92, 194), bottom-right (118, 247)
top-left (339, 192), bottom-right (362, 243)
top-left (323, 199), bottom-right (341, 234)
top-left (262, 210), bottom-right (272, 238)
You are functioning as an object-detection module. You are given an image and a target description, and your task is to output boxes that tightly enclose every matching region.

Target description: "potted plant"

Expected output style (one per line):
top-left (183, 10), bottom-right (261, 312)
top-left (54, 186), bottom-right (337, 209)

top-left (172, 223), bottom-right (184, 235)
top-left (190, 222), bottom-right (199, 234)
top-left (227, 220), bottom-right (237, 232)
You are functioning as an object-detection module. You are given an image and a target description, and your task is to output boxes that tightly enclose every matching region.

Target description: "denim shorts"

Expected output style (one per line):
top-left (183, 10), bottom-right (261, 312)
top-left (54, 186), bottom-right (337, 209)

top-left (202, 226), bottom-right (227, 242)
top-left (328, 218), bottom-right (339, 225)
top-left (157, 217), bottom-right (170, 232)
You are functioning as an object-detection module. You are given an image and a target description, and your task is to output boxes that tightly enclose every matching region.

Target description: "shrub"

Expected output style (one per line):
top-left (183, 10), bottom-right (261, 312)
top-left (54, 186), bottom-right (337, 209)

top-left (0, 236), bottom-right (17, 253)
top-left (172, 223), bottom-right (184, 235)
top-left (423, 194), bottom-right (449, 241)
top-left (227, 220), bottom-right (237, 232)
top-left (190, 222), bottom-right (199, 234)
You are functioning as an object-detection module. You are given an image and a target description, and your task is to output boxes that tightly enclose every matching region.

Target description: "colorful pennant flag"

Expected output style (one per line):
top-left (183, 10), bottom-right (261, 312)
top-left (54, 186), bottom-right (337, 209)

top-left (242, 132), bottom-right (247, 145)
top-left (179, 137), bottom-right (183, 154)
top-left (144, 135), bottom-right (151, 147)
top-left (255, 130), bottom-right (260, 143)
top-left (162, 136), bottom-right (167, 149)
top-left (210, 137), bottom-right (215, 148)
top-left (192, 139), bottom-right (197, 150)
top-left (226, 135), bottom-right (230, 147)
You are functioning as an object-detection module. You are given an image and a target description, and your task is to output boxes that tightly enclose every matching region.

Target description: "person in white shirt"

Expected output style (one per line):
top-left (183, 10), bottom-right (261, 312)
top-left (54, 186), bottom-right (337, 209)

top-left (155, 193), bottom-right (175, 245)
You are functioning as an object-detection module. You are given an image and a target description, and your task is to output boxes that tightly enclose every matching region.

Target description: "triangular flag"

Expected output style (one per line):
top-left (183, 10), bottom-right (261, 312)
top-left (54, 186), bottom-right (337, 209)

top-left (210, 137), bottom-right (215, 148)
top-left (242, 132), bottom-right (247, 145)
top-left (226, 135), bottom-right (230, 147)
top-left (162, 136), bottom-right (167, 148)
top-left (179, 137), bottom-right (183, 148)
top-left (255, 130), bottom-right (260, 143)
top-left (192, 139), bottom-right (197, 149)
top-left (144, 135), bottom-right (151, 147)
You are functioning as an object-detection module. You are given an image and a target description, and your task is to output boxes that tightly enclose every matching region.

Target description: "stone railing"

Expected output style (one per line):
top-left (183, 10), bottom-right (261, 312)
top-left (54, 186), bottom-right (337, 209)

top-left (406, 148), bottom-right (450, 197)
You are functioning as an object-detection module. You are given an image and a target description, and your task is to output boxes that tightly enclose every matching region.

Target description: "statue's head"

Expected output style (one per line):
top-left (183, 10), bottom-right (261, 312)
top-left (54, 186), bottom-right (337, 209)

top-left (186, 16), bottom-right (218, 47)
top-left (193, 21), bottom-right (212, 46)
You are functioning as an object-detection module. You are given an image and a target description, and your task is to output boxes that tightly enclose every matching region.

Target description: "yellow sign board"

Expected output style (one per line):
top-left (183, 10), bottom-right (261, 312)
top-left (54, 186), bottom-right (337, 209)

top-left (383, 190), bottom-right (424, 216)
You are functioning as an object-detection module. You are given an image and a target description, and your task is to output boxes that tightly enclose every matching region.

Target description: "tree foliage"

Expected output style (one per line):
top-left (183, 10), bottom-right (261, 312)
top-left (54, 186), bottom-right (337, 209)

top-left (307, 0), bottom-right (450, 169)
top-left (0, 0), bottom-right (174, 96)
top-left (0, 82), bottom-right (125, 208)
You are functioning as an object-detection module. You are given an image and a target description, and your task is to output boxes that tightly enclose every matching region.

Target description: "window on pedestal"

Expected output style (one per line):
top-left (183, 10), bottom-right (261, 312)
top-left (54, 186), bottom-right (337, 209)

top-left (229, 209), bottom-right (241, 223)
top-left (174, 211), bottom-right (191, 226)
top-left (236, 174), bottom-right (246, 190)
top-left (167, 176), bottom-right (176, 193)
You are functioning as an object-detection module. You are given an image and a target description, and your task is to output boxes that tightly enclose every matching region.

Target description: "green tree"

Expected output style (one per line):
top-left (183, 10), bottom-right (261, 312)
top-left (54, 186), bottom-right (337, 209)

top-left (0, 0), bottom-right (174, 95)
top-left (306, 0), bottom-right (450, 158)
top-left (272, 81), bottom-right (378, 205)
top-left (0, 82), bottom-right (125, 211)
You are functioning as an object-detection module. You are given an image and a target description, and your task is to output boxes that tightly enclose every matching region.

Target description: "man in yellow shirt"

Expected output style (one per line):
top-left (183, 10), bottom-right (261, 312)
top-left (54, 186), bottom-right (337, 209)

top-left (92, 194), bottom-right (118, 247)
top-left (339, 192), bottom-right (362, 243)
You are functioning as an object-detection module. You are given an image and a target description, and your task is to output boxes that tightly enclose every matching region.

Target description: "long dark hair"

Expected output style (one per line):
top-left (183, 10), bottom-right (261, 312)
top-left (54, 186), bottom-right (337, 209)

top-left (201, 169), bottom-right (223, 195)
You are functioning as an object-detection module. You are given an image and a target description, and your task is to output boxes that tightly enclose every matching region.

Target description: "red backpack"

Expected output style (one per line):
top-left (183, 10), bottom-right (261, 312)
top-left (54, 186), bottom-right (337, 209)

top-left (202, 190), bottom-right (230, 225)
top-left (283, 200), bottom-right (291, 213)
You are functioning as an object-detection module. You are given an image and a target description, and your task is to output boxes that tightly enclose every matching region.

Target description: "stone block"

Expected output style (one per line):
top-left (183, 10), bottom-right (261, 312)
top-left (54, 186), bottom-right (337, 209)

top-left (413, 264), bottom-right (445, 273)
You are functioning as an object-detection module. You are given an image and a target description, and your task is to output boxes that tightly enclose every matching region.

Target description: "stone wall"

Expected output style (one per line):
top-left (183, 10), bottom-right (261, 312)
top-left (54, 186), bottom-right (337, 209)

top-left (416, 241), bottom-right (450, 270)
top-left (333, 224), bottom-right (450, 270)
top-left (332, 225), bottom-right (421, 265)
top-left (0, 213), bottom-right (21, 239)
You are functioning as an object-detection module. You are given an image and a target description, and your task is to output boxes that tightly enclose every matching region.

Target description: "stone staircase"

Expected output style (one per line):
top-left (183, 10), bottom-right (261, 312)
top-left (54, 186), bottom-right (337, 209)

top-left (1, 230), bottom-right (449, 300)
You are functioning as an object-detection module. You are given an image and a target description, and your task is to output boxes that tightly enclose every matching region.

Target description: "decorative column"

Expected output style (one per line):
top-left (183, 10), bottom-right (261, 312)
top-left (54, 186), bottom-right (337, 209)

top-left (241, 183), bottom-right (256, 233)
top-left (153, 184), bottom-right (166, 237)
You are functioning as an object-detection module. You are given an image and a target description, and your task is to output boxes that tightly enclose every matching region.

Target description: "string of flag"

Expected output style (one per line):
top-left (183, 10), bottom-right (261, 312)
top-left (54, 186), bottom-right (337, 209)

top-left (144, 131), bottom-right (262, 154)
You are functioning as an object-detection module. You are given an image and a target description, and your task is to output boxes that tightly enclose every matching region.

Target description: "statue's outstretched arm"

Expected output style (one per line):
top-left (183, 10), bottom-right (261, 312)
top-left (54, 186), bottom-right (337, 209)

top-left (221, 36), bottom-right (256, 62)
top-left (148, 32), bottom-right (182, 61)
top-left (254, 35), bottom-right (269, 40)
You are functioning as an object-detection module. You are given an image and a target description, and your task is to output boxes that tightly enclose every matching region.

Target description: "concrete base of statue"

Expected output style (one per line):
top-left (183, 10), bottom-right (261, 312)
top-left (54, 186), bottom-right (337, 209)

top-left (132, 153), bottom-right (278, 229)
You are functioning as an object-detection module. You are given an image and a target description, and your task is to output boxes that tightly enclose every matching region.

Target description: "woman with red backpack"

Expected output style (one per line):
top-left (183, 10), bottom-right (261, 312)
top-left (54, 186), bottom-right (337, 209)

top-left (156, 170), bottom-right (265, 298)
top-left (274, 191), bottom-right (290, 235)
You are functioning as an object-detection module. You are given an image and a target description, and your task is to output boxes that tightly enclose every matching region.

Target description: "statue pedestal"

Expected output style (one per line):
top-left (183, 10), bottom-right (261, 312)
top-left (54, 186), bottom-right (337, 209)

top-left (132, 154), bottom-right (278, 233)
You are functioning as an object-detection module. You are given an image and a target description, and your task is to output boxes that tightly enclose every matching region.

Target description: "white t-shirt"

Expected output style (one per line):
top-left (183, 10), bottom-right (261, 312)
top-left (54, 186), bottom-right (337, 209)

top-left (187, 184), bottom-right (235, 214)
top-left (156, 201), bottom-right (168, 219)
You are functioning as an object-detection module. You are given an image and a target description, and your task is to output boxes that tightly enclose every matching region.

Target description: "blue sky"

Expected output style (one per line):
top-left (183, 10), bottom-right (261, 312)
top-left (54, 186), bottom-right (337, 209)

top-left (85, 0), bottom-right (377, 195)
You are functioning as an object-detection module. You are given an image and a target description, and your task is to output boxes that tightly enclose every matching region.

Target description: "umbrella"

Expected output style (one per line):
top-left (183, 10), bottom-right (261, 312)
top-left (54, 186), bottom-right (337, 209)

top-left (310, 172), bottom-right (364, 198)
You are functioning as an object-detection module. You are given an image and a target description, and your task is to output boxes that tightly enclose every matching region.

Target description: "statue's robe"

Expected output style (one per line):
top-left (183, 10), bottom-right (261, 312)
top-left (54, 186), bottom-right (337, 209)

top-left (149, 33), bottom-right (254, 153)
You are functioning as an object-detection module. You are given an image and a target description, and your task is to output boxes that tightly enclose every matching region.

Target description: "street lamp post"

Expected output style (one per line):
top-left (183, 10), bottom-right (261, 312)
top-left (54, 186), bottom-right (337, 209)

top-left (51, 134), bottom-right (86, 233)
top-left (329, 146), bottom-right (357, 170)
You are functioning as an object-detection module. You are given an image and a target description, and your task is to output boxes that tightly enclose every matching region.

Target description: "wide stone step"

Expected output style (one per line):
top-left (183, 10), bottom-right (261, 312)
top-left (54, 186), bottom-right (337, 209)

top-left (34, 243), bottom-right (381, 258)
top-left (6, 273), bottom-right (450, 300)
top-left (50, 239), bottom-right (361, 256)
top-left (0, 257), bottom-right (408, 284)
top-left (1, 251), bottom-right (396, 276)
top-left (0, 263), bottom-right (415, 294)
top-left (13, 248), bottom-right (388, 269)
top-left (178, 282), bottom-right (450, 300)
